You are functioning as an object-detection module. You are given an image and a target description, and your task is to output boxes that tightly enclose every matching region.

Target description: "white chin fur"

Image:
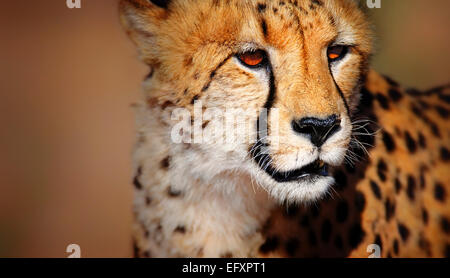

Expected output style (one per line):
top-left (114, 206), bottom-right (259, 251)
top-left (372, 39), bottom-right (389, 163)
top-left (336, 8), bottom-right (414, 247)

top-left (250, 166), bottom-right (335, 203)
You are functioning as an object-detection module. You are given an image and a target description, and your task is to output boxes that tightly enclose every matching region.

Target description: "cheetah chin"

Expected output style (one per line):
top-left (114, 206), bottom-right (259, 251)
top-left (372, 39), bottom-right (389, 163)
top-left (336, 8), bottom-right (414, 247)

top-left (249, 142), bottom-right (342, 202)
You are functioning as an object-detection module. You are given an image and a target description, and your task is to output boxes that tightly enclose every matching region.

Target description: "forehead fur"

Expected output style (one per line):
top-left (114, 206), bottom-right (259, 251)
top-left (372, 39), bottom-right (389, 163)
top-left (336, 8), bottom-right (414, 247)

top-left (120, 0), bottom-right (372, 91)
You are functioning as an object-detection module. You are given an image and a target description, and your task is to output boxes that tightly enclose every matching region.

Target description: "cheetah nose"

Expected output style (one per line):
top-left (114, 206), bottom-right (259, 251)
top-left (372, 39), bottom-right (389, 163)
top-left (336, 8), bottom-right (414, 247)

top-left (291, 115), bottom-right (341, 147)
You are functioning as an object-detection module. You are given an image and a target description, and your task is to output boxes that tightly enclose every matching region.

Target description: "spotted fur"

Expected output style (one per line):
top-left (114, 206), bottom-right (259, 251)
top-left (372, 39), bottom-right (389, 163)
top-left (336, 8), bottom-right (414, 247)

top-left (120, 0), bottom-right (450, 257)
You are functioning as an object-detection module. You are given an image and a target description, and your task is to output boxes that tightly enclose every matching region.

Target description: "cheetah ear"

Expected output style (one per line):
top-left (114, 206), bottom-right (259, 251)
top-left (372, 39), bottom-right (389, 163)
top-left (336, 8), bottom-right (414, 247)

top-left (119, 0), bottom-right (172, 64)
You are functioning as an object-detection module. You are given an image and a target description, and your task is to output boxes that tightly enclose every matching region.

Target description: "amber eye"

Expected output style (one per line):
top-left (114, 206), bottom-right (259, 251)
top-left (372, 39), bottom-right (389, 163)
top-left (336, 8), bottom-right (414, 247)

top-left (238, 50), bottom-right (266, 68)
top-left (327, 45), bottom-right (349, 62)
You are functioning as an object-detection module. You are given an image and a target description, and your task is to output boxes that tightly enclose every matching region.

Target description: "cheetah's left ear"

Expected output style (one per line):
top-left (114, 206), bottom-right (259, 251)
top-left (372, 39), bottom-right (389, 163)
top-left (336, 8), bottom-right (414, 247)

top-left (119, 0), bottom-right (172, 64)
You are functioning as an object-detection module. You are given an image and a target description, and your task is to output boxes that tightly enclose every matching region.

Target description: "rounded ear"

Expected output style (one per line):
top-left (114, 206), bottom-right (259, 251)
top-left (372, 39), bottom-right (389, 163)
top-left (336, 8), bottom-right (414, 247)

top-left (119, 0), bottom-right (171, 64)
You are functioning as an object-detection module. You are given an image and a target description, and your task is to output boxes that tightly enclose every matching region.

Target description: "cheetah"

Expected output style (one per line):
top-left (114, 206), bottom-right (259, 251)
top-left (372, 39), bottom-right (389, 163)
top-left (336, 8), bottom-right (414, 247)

top-left (120, 0), bottom-right (450, 257)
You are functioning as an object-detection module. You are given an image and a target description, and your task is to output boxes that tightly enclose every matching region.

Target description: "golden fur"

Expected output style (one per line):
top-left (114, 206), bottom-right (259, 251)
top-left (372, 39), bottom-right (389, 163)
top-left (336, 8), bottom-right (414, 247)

top-left (120, 0), bottom-right (450, 257)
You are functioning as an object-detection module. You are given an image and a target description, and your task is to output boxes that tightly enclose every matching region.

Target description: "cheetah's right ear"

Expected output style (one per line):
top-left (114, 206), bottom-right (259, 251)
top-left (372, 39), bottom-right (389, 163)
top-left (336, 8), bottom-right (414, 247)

top-left (119, 0), bottom-right (172, 64)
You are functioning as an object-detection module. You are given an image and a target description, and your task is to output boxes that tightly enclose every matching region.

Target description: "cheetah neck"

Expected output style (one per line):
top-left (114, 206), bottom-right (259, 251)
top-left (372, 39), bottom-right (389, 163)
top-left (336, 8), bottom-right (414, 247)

top-left (132, 103), bottom-right (275, 257)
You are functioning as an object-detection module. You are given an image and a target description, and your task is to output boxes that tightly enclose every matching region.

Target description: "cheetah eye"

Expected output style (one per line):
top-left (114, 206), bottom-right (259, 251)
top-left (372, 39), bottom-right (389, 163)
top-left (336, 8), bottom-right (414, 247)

top-left (327, 45), bottom-right (349, 62)
top-left (237, 50), bottom-right (267, 68)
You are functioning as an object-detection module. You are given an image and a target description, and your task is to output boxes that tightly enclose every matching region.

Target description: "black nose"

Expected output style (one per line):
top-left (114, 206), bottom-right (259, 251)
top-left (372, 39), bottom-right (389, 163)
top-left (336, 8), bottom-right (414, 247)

top-left (291, 115), bottom-right (341, 147)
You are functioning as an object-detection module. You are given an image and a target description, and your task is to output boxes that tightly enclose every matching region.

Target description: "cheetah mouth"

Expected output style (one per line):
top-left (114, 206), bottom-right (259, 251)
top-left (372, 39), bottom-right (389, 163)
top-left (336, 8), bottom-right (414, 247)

top-left (272, 159), bottom-right (330, 183)
top-left (251, 143), bottom-right (330, 183)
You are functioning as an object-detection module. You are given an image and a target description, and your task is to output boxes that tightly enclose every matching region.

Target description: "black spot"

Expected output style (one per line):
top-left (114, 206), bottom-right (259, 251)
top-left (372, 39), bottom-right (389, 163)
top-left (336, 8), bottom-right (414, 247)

top-left (360, 87), bottom-right (374, 108)
top-left (348, 222), bottom-right (365, 248)
top-left (370, 180), bottom-right (382, 200)
top-left (418, 235), bottom-right (431, 256)
top-left (441, 217), bottom-right (450, 234)
top-left (419, 168), bottom-right (426, 189)
top-left (261, 19), bottom-right (268, 37)
top-left (383, 75), bottom-right (399, 87)
top-left (375, 93), bottom-right (390, 110)
top-left (160, 156), bottom-right (170, 169)
top-left (202, 121), bottom-right (210, 129)
top-left (336, 201), bottom-right (348, 223)
top-left (377, 159), bottom-right (388, 182)
top-left (145, 196), bottom-right (152, 206)
top-left (388, 88), bottom-right (403, 102)
top-left (394, 178), bottom-right (402, 194)
top-left (259, 236), bottom-right (280, 253)
top-left (285, 238), bottom-right (300, 256)
top-left (191, 95), bottom-right (199, 105)
top-left (334, 170), bottom-right (347, 190)
top-left (406, 175), bottom-right (416, 201)
top-left (355, 191), bottom-right (366, 212)
top-left (422, 208), bottom-right (429, 225)
top-left (382, 131), bottom-right (396, 153)
top-left (418, 100), bottom-right (430, 110)
top-left (440, 147), bottom-right (450, 162)
top-left (174, 225), bottom-right (186, 233)
top-left (374, 234), bottom-right (382, 250)
top-left (299, 215), bottom-right (310, 227)
top-left (397, 223), bottom-right (410, 242)
top-left (434, 182), bottom-right (446, 202)
top-left (429, 121), bottom-right (441, 138)
top-left (393, 239), bottom-right (399, 255)
top-left (321, 219), bottom-right (332, 243)
top-left (384, 199), bottom-right (396, 221)
top-left (418, 132), bottom-right (427, 148)
top-left (334, 235), bottom-right (343, 250)
top-left (257, 3), bottom-right (267, 12)
top-left (404, 131), bottom-right (417, 153)
top-left (308, 230), bottom-right (318, 246)
top-left (133, 166), bottom-right (143, 190)
top-left (435, 105), bottom-right (449, 119)
top-left (439, 94), bottom-right (450, 104)
top-left (161, 100), bottom-right (174, 109)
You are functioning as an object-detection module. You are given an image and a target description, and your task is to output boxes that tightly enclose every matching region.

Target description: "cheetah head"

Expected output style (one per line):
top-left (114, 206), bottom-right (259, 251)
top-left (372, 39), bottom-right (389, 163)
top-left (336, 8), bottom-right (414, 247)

top-left (120, 0), bottom-right (373, 203)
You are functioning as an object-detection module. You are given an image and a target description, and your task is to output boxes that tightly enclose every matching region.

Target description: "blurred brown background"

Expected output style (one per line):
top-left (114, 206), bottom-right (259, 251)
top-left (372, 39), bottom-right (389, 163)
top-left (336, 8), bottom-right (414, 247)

top-left (0, 0), bottom-right (449, 258)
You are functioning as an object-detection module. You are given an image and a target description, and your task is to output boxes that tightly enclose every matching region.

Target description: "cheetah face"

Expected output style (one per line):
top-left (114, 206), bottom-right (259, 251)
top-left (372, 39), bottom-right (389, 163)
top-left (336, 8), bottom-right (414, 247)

top-left (121, 0), bottom-right (372, 202)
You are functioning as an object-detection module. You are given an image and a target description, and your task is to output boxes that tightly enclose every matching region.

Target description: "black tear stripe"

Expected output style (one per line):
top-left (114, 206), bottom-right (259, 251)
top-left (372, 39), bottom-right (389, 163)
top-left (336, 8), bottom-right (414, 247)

top-left (201, 54), bottom-right (233, 92)
top-left (251, 61), bottom-right (284, 181)
top-left (328, 65), bottom-right (351, 117)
